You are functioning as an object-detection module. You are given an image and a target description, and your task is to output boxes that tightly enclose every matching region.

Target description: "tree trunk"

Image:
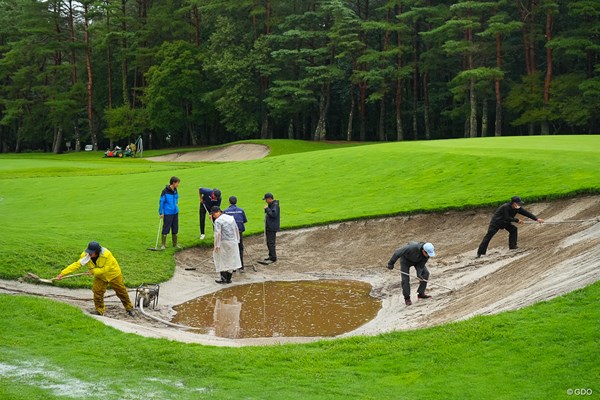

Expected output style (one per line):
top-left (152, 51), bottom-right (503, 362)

top-left (423, 71), bottom-right (431, 140)
top-left (494, 33), bottom-right (502, 136)
top-left (68, 0), bottom-right (77, 84)
top-left (314, 83), bottom-right (330, 141)
top-left (469, 78), bottom-right (477, 138)
top-left (260, 76), bottom-right (270, 139)
top-left (359, 82), bottom-right (366, 141)
top-left (412, 22), bottom-right (419, 140)
top-left (541, 12), bottom-right (553, 135)
top-left (83, 3), bottom-right (96, 150)
top-left (74, 124), bottom-right (81, 151)
top-left (52, 1), bottom-right (63, 154)
top-left (106, 1), bottom-right (113, 110)
top-left (395, 75), bottom-right (404, 141)
top-left (259, 3), bottom-right (271, 139)
top-left (378, 97), bottom-right (385, 141)
top-left (193, 5), bottom-right (200, 47)
top-left (518, 0), bottom-right (537, 135)
top-left (395, 4), bottom-right (404, 142)
top-left (121, 0), bottom-right (129, 106)
top-left (15, 121), bottom-right (22, 153)
top-left (347, 84), bottom-right (355, 141)
top-left (186, 102), bottom-right (197, 146)
top-left (467, 26), bottom-right (477, 138)
top-left (481, 99), bottom-right (488, 137)
top-left (422, 6), bottom-right (432, 141)
top-left (288, 119), bottom-right (294, 139)
top-left (53, 128), bottom-right (63, 154)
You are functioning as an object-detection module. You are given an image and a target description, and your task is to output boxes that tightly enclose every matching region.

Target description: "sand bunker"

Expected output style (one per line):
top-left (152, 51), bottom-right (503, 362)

top-left (147, 144), bottom-right (269, 162)
top-left (2, 195), bottom-right (598, 347)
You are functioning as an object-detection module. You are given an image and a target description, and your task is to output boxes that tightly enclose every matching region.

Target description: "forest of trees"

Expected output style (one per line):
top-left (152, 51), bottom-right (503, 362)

top-left (0, 0), bottom-right (598, 152)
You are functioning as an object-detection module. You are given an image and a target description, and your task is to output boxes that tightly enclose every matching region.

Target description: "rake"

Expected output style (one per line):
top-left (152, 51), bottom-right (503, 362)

top-left (25, 272), bottom-right (89, 284)
top-left (524, 218), bottom-right (599, 224)
top-left (399, 270), bottom-right (455, 292)
top-left (147, 218), bottom-right (164, 251)
top-left (244, 247), bottom-right (258, 272)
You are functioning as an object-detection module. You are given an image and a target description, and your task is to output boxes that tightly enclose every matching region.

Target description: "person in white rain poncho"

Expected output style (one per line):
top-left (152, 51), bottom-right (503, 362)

top-left (210, 206), bottom-right (242, 284)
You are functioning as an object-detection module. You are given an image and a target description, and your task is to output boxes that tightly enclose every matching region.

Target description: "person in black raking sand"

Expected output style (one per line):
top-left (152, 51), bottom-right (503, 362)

top-left (261, 192), bottom-right (280, 265)
top-left (476, 196), bottom-right (545, 258)
top-left (387, 241), bottom-right (435, 306)
top-left (199, 187), bottom-right (222, 240)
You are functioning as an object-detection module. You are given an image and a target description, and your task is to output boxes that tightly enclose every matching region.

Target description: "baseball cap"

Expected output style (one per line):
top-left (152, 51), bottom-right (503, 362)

top-left (262, 192), bottom-right (274, 200)
top-left (210, 206), bottom-right (221, 215)
top-left (423, 242), bottom-right (435, 257)
top-left (511, 196), bottom-right (524, 205)
top-left (229, 196), bottom-right (237, 204)
top-left (85, 241), bottom-right (101, 254)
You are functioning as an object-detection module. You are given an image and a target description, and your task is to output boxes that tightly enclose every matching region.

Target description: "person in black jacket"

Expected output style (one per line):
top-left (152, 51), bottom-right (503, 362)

top-left (198, 187), bottom-right (221, 240)
top-left (387, 241), bottom-right (435, 306)
top-left (476, 196), bottom-right (545, 258)
top-left (261, 192), bottom-right (280, 265)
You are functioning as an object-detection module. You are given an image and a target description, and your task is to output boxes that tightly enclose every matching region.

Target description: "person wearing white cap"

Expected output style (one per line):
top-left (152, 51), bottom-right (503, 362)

top-left (386, 241), bottom-right (435, 305)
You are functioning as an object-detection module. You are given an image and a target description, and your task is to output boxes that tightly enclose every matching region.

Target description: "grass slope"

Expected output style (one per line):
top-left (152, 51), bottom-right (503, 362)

top-left (0, 136), bottom-right (598, 286)
top-left (0, 281), bottom-right (598, 399)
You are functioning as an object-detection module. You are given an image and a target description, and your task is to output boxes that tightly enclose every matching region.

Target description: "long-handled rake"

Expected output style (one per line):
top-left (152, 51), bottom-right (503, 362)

top-left (147, 218), bottom-right (163, 251)
top-left (244, 247), bottom-right (258, 272)
top-left (25, 272), bottom-right (89, 284)
top-left (525, 218), bottom-right (599, 224)
top-left (200, 202), bottom-right (216, 238)
top-left (399, 270), bottom-right (455, 292)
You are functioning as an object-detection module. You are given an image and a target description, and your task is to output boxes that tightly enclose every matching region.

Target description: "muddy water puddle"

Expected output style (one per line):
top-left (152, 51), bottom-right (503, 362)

top-left (172, 280), bottom-right (382, 339)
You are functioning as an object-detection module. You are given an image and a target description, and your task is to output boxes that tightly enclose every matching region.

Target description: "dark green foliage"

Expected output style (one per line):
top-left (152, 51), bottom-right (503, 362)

top-left (0, 0), bottom-right (599, 152)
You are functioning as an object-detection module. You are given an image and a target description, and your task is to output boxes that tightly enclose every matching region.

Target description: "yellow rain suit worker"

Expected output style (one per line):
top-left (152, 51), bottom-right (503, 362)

top-left (56, 241), bottom-right (134, 316)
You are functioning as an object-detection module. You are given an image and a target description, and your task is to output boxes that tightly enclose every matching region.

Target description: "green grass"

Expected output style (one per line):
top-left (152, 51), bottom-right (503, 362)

top-left (0, 136), bottom-right (599, 399)
top-left (0, 281), bottom-right (598, 399)
top-left (0, 136), bottom-right (598, 286)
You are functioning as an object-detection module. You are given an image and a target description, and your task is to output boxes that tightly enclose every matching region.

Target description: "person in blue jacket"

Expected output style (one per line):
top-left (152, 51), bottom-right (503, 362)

top-left (199, 187), bottom-right (221, 240)
top-left (224, 196), bottom-right (248, 272)
top-left (159, 176), bottom-right (180, 249)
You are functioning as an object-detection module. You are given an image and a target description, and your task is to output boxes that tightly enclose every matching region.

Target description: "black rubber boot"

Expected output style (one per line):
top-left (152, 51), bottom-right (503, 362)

top-left (215, 272), bottom-right (228, 284)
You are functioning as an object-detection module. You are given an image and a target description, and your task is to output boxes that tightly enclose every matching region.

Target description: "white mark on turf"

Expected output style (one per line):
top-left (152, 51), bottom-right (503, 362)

top-left (0, 360), bottom-right (111, 398)
top-left (0, 358), bottom-right (210, 399)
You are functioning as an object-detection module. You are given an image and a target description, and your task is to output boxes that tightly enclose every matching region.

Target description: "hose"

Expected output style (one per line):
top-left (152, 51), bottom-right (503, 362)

top-left (137, 299), bottom-right (192, 330)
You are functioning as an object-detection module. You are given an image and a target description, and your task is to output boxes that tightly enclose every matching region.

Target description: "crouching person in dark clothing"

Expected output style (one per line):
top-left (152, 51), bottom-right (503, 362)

top-left (387, 241), bottom-right (435, 306)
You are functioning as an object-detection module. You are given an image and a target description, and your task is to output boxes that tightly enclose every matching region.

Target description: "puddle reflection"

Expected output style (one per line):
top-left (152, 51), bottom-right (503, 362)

top-left (172, 280), bottom-right (382, 338)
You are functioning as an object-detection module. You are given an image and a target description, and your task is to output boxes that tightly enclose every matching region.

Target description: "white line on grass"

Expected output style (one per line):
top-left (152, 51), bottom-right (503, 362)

top-left (0, 358), bottom-right (210, 399)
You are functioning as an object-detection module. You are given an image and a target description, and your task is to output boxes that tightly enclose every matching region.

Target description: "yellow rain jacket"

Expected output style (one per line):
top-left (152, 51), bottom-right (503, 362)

top-left (61, 248), bottom-right (122, 282)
